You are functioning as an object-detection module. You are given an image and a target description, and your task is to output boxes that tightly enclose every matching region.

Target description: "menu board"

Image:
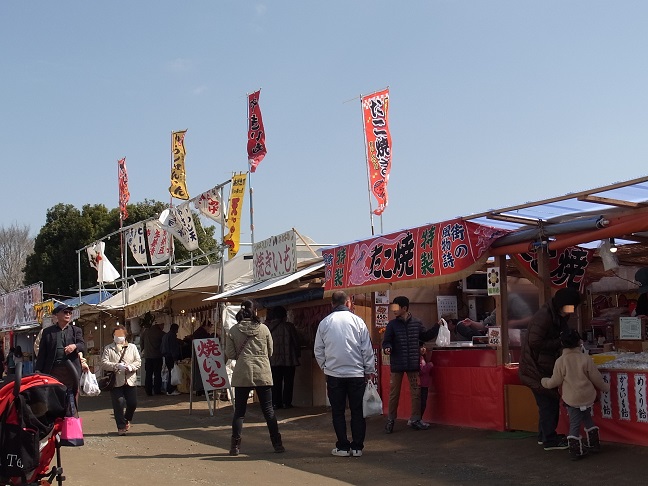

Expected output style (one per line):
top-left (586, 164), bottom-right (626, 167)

top-left (437, 296), bottom-right (458, 320)
top-left (620, 317), bottom-right (642, 340)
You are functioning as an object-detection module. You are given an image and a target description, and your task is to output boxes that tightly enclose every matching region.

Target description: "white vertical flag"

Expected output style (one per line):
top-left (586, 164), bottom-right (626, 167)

top-left (86, 242), bottom-right (120, 283)
top-left (126, 225), bottom-right (148, 265)
top-left (159, 202), bottom-right (199, 251)
top-left (146, 220), bottom-right (173, 264)
top-left (194, 186), bottom-right (225, 225)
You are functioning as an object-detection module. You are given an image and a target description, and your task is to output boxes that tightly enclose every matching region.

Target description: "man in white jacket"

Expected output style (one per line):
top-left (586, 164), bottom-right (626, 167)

top-left (314, 290), bottom-right (376, 458)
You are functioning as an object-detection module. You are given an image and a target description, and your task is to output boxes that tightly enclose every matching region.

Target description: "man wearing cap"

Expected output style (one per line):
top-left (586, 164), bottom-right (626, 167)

top-left (519, 287), bottom-right (581, 451)
top-left (382, 296), bottom-right (439, 433)
top-left (35, 304), bottom-right (86, 392)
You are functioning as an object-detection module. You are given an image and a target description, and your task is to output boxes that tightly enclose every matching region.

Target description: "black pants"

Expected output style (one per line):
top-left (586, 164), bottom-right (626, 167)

top-left (111, 384), bottom-right (137, 430)
top-left (532, 389), bottom-right (561, 444)
top-left (232, 385), bottom-right (280, 440)
top-left (145, 357), bottom-right (163, 395)
top-left (164, 356), bottom-right (176, 394)
top-left (421, 386), bottom-right (429, 419)
top-left (271, 365), bottom-right (296, 408)
top-left (326, 375), bottom-right (366, 451)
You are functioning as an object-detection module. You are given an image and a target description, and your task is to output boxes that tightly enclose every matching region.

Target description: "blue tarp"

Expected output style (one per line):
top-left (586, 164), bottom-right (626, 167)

top-left (62, 290), bottom-right (114, 307)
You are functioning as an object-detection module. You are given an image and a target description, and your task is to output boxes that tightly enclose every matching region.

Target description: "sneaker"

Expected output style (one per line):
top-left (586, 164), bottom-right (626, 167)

top-left (118, 429), bottom-right (127, 436)
top-left (384, 419), bottom-right (394, 434)
top-left (124, 421), bottom-right (131, 432)
top-left (409, 420), bottom-right (430, 430)
top-left (351, 449), bottom-right (363, 457)
top-left (544, 437), bottom-right (569, 451)
top-left (167, 390), bottom-right (181, 396)
top-left (331, 448), bottom-right (351, 457)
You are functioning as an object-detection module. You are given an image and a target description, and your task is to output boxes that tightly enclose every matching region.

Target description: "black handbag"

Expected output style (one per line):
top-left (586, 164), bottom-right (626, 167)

top-left (98, 346), bottom-right (128, 392)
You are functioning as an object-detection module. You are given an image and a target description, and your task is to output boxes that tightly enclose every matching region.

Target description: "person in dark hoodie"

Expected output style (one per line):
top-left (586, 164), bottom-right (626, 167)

top-left (224, 300), bottom-right (284, 456)
top-left (267, 306), bottom-right (301, 409)
top-left (519, 287), bottom-right (581, 451)
top-left (382, 296), bottom-right (439, 433)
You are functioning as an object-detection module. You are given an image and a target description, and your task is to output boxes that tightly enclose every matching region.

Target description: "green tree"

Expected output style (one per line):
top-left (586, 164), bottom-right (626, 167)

top-left (24, 200), bottom-right (221, 299)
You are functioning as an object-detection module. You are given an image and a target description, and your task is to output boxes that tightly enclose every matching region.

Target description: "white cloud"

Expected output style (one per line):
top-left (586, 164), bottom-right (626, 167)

top-left (166, 58), bottom-right (193, 73)
top-left (192, 85), bottom-right (207, 95)
top-left (255, 3), bottom-right (267, 16)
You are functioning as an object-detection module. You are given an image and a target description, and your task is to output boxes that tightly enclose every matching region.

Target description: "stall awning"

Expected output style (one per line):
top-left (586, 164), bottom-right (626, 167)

top-left (204, 261), bottom-right (325, 302)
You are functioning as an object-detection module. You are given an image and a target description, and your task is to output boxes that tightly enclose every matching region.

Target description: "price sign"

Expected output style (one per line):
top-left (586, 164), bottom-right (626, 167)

top-left (488, 327), bottom-right (502, 347)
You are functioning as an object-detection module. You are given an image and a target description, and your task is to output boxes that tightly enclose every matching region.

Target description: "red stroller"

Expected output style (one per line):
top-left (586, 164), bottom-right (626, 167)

top-left (0, 363), bottom-right (69, 486)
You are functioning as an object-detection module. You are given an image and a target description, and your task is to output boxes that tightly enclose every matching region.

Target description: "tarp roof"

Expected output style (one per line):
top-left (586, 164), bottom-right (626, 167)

top-left (204, 261), bottom-right (324, 302)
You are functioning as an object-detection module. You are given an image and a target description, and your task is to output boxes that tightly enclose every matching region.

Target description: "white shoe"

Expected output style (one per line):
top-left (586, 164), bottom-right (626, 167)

top-left (331, 448), bottom-right (351, 457)
top-left (167, 390), bottom-right (181, 396)
top-left (351, 449), bottom-right (363, 457)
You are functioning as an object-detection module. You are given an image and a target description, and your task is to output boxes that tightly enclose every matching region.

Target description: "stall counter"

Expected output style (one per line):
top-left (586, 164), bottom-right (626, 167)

top-left (380, 346), bottom-right (506, 431)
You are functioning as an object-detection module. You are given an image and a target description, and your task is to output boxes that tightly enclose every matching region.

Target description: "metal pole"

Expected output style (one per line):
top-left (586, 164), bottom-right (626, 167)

top-left (359, 93), bottom-right (375, 236)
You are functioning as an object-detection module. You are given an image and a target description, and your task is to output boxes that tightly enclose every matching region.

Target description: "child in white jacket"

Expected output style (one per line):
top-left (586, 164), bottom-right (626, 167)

top-left (541, 329), bottom-right (609, 460)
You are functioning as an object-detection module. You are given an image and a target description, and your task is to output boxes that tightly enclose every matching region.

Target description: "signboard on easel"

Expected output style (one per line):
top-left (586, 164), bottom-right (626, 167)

top-left (190, 337), bottom-right (231, 416)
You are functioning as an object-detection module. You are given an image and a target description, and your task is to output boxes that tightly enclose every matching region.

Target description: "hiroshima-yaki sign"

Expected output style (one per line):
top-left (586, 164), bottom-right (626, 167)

top-left (323, 219), bottom-right (506, 291)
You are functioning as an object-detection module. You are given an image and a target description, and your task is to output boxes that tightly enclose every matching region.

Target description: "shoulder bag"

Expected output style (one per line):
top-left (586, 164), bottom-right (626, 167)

top-left (98, 346), bottom-right (128, 392)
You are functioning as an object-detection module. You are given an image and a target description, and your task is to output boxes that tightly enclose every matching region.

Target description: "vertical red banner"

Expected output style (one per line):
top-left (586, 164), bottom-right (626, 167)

top-left (361, 88), bottom-right (392, 216)
top-left (118, 157), bottom-right (130, 220)
top-left (247, 89), bottom-right (267, 172)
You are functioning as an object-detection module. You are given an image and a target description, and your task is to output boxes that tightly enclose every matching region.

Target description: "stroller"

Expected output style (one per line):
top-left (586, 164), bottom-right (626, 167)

top-left (0, 362), bottom-right (69, 486)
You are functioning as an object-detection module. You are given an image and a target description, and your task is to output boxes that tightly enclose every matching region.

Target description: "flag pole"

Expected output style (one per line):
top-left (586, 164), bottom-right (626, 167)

top-left (118, 158), bottom-right (126, 294)
top-left (359, 93), bottom-right (376, 236)
top-left (248, 170), bottom-right (255, 246)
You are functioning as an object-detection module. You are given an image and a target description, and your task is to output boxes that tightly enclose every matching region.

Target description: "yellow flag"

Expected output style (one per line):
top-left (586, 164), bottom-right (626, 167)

top-left (169, 130), bottom-right (189, 200)
top-left (223, 173), bottom-right (247, 259)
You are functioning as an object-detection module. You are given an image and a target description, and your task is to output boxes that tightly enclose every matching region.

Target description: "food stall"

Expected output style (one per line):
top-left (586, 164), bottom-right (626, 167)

top-left (324, 176), bottom-right (648, 444)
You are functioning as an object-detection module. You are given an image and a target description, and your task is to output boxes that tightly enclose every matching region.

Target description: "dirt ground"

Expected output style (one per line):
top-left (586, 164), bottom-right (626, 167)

top-left (56, 389), bottom-right (646, 485)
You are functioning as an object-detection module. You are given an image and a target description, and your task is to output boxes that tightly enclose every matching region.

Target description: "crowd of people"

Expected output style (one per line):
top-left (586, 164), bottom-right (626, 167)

top-left (0, 286), bottom-right (613, 461)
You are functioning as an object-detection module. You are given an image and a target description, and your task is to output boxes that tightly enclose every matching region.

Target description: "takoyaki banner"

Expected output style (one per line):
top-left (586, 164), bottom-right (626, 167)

top-left (0, 282), bottom-right (42, 330)
top-left (323, 219), bottom-right (507, 292)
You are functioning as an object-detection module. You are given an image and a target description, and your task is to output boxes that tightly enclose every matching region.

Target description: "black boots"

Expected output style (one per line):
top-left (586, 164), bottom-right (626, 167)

top-left (229, 436), bottom-right (241, 456)
top-left (271, 433), bottom-right (285, 453)
top-left (585, 426), bottom-right (601, 453)
top-left (567, 436), bottom-right (588, 461)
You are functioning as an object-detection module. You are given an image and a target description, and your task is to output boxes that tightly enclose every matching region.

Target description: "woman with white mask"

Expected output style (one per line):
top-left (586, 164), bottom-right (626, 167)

top-left (101, 324), bottom-right (142, 435)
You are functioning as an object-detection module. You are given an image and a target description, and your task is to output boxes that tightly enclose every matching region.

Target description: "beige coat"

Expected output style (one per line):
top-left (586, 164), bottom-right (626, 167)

top-left (225, 319), bottom-right (273, 387)
top-left (101, 342), bottom-right (142, 388)
top-left (541, 347), bottom-right (610, 408)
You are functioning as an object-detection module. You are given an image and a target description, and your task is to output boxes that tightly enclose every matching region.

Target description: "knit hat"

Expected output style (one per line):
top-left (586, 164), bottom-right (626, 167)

top-left (553, 287), bottom-right (580, 310)
top-left (560, 329), bottom-right (581, 348)
top-left (635, 267), bottom-right (648, 295)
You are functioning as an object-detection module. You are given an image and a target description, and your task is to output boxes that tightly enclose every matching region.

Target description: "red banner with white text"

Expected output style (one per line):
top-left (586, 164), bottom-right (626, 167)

top-left (118, 157), bottom-right (130, 220)
top-left (323, 219), bottom-right (506, 292)
top-left (247, 90), bottom-right (267, 172)
top-left (361, 88), bottom-right (392, 216)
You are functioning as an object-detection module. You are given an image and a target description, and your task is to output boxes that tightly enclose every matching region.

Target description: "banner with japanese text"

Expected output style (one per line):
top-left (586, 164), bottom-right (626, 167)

top-left (193, 338), bottom-right (230, 391)
top-left (169, 130), bottom-right (189, 200)
top-left (512, 246), bottom-right (595, 291)
top-left (158, 202), bottom-right (199, 251)
top-left (247, 90), bottom-right (267, 172)
top-left (252, 229), bottom-right (297, 282)
top-left (194, 185), bottom-right (225, 225)
top-left (34, 300), bottom-right (55, 324)
top-left (224, 173), bottom-right (247, 259)
top-left (0, 283), bottom-right (43, 330)
top-left (124, 291), bottom-right (169, 319)
top-left (146, 220), bottom-right (173, 264)
top-left (323, 219), bottom-right (506, 292)
top-left (361, 88), bottom-right (392, 216)
top-left (126, 224), bottom-right (148, 265)
top-left (118, 157), bottom-right (130, 220)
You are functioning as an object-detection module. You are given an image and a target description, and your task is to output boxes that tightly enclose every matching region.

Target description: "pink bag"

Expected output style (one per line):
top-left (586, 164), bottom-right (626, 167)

top-left (59, 417), bottom-right (84, 447)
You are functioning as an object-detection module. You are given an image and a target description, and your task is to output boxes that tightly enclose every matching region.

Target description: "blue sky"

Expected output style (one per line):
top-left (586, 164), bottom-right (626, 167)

top-left (2, 1), bottom-right (648, 250)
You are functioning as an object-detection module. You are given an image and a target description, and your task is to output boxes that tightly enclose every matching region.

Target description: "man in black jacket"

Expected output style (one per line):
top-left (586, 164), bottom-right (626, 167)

top-left (35, 304), bottom-right (85, 392)
top-left (382, 296), bottom-right (438, 433)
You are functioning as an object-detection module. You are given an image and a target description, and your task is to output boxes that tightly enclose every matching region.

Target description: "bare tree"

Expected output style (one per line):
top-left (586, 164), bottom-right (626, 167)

top-left (0, 223), bottom-right (34, 293)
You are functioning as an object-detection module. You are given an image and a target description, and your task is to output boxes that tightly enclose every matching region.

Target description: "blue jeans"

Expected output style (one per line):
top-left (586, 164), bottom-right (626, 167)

top-left (111, 384), bottom-right (137, 430)
top-left (567, 405), bottom-right (595, 437)
top-left (232, 386), bottom-right (280, 439)
top-left (326, 375), bottom-right (366, 451)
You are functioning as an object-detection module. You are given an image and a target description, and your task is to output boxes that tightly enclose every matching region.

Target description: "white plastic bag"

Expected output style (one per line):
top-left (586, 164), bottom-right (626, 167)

top-left (170, 364), bottom-right (181, 386)
top-left (362, 381), bottom-right (383, 418)
top-left (80, 370), bottom-right (101, 397)
top-left (435, 318), bottom-right (451, 347)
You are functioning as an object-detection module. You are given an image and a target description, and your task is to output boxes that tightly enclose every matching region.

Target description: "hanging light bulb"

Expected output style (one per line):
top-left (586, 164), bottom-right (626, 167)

top-left (609, 238), bottom-right (618, 253)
